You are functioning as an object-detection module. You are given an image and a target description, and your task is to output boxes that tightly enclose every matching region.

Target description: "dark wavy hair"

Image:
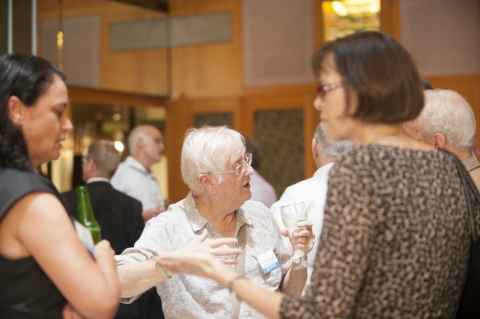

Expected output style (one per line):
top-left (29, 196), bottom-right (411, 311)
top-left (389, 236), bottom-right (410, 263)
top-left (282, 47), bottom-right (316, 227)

top-left (312, 31), bottom-right (424, 124)
top-left (0, 54), bottom-right (65, 170)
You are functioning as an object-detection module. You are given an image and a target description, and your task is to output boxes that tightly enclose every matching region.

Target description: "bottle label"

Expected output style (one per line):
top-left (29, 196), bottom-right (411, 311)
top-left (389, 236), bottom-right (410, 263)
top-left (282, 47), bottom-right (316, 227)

top-left (74, 221), bottom-right (95, 253)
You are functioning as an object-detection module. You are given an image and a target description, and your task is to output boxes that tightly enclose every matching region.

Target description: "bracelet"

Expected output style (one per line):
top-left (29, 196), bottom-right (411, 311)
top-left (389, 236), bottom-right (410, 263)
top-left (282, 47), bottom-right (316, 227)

top-left (225, 273), bottom-right (245, 292)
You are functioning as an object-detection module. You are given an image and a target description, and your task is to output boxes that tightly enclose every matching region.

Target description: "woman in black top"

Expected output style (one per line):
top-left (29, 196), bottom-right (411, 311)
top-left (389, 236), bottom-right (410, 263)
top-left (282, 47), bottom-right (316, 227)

top-left (0, 54), bottom-right (120, 318)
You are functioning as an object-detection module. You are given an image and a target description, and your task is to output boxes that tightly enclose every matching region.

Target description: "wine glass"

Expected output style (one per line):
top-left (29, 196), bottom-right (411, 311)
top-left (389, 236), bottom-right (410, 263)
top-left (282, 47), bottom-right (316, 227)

top-left (279, 201), bottom-right (312, 267)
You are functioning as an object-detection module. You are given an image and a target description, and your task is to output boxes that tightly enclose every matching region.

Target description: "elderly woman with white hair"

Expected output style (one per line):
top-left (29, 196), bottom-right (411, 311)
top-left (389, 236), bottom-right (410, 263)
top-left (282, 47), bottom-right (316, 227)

top-left (116, 126), bottom-right (312, 319)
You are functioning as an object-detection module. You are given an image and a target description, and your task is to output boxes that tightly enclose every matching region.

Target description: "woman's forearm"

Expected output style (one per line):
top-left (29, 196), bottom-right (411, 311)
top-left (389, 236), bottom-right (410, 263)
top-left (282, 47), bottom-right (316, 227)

top-left (280, 265), bottom-right (307, 296)
top-left (216, 271), bottom-right (283, 319)
top-left (93, 242), bottom-right (121, 314)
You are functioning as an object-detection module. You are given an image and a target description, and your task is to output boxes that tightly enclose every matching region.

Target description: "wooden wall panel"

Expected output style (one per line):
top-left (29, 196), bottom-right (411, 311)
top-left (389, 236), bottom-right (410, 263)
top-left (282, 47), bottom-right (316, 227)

top-left (169, 0), bottom-right (243, 98)
top-left (244, 84), bottom-right (318, 179)
top-left (39, 0), bottom-right (242, 98)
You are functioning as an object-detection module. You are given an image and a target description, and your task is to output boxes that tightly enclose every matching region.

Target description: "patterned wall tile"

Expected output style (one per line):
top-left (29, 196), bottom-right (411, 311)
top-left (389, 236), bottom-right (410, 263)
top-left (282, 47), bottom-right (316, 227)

top-left (254, 109), bottom-right (304, 196)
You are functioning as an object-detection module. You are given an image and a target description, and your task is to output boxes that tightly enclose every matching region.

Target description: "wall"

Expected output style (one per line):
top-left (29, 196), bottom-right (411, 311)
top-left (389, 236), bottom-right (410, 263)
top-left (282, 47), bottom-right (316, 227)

top-left (399, 0), bottom-right (480, 144)
top-left (39, 0), bottom-right (480, 201)
top-left (39, 0), bottom-right (243, 98)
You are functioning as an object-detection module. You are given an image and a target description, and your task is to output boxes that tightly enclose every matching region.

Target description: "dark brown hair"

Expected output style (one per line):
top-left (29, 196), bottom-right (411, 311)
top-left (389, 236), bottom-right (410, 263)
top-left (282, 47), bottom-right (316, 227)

top-left (0, 54), bottom-right (65, 170)
top-left (312, 31), bottom-right (424, 124)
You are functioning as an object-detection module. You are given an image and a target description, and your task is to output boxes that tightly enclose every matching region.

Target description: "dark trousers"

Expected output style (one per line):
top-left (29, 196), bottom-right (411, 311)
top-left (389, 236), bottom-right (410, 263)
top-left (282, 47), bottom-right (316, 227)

top-left (115, 288), bottom-right (164, 319)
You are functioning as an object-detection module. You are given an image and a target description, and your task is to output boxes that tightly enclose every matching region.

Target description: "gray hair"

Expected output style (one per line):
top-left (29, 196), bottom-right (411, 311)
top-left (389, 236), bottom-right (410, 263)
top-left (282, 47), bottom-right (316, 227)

top-left (181, 126), bottom-right (245, 193)
top-left (314, 124), bottom-right (352, 159)
top-left (87, 140), bottom-right (121, 178)
top-left (416, 89), bottom-right (476, 148)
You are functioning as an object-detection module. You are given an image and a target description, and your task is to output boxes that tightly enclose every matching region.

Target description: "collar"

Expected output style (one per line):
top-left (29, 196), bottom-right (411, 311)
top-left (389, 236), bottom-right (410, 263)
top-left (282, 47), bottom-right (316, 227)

top-left (87, 177), bottom-right (110, 184)
top-left (462, 153), bottom-right (480, 171)
top-left (125, 156), bottom-right (149, 174)
top-left (182, 193), bottom-right (253, 234)
top-left (313, 162), bottom-right (334, 178)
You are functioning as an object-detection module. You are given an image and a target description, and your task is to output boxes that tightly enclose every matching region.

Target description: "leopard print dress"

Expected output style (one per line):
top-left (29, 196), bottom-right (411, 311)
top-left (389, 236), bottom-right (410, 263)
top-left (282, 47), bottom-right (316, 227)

top-left (280, 144), bottom-right (474, 319)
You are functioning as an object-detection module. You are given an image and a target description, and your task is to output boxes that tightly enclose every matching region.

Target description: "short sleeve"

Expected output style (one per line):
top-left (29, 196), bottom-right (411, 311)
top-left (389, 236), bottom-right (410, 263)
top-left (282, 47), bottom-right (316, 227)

top-left (0, 169), bottom-right (57, 220)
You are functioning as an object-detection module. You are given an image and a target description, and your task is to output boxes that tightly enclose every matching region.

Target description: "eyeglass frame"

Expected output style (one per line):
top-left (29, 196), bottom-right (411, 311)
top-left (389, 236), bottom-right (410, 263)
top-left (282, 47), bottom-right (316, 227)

top-left (200, 152), bottom-right (253, 177)
top-left (316, 81), bottom-right (344, 98)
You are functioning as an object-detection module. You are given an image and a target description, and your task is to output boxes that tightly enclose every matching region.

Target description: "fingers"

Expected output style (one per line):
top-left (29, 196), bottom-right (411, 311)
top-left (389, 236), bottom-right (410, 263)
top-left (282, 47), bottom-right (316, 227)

top-left (211, 246), bottom-right (242, 256)
top-left (290, 226), bottom-right (315, 252)
top-left (292, 229), bottom-right (312, 238)
top-left (206, 237), bottom-right (238, 248)
top-left (197, 229), bottom-right (209, 242)
top-left (94, 240), bottom-right (114, 256)
top-left (63, 304), bottom-right (85, 319)
top-left (280, 229), bottom-right (289, 237)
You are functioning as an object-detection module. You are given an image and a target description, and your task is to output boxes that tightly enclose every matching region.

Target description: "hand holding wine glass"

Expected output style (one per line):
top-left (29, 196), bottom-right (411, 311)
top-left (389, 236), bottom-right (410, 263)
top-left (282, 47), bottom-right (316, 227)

top-left (279, 201), bottom-right (315, 267)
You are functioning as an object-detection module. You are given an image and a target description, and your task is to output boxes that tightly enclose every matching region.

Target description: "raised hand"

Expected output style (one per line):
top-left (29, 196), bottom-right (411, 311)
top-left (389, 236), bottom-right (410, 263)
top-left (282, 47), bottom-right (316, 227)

top-left (155, 230), bottom-right (241, 280)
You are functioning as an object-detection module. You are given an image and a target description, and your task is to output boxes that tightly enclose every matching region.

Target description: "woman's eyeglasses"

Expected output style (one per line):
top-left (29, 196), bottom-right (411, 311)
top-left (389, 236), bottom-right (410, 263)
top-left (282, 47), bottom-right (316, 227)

top-left (202, 152), bottom-right (253, 176)
top-left (316, 82), bottom-right (343, 97)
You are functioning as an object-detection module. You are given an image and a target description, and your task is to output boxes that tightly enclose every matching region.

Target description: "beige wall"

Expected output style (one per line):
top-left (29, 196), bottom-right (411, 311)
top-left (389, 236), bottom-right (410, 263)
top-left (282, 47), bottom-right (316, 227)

top-left (400, 0), bottom-right (480, 76)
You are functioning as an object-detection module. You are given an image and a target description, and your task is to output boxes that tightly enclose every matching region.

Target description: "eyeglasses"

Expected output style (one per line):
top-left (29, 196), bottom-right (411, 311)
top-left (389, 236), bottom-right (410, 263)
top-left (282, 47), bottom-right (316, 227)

top-left (203, 152), bottom-right (253, 176)
top-left (316, 82), bottom-right (343, 97)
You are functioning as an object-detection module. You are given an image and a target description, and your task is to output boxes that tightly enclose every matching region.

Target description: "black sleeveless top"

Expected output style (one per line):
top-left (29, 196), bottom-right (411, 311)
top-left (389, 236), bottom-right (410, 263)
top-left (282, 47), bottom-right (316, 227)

top-left (0, 168), bottom-right (67, 319)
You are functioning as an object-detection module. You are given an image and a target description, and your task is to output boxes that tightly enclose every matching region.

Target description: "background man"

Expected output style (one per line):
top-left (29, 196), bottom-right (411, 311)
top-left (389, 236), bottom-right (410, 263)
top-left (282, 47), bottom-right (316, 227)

top-left (112, 125), bottom-right (166, 221)
top-left (404, 89), bottom-right (480, 189)
top-left (272, 123), bottom-right (352, 285)
top-left (62, 140), bottom-right (164, 319)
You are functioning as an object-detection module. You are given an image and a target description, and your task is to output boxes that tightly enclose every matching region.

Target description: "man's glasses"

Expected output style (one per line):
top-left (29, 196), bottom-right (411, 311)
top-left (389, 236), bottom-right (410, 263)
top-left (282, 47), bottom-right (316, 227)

top-left (204, 152), bottom-right (253, 176)
top-left (316, 82), bottom-right (343, 98)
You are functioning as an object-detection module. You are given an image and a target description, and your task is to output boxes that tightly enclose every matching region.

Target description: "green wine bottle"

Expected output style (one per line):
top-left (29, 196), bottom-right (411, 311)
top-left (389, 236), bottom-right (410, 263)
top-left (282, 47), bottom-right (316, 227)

top-left (75, 185), bottom-right (101, 244)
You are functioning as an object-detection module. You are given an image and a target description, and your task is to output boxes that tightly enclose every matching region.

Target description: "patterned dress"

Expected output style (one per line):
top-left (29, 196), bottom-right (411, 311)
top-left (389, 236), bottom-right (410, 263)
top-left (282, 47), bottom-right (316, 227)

top-left (280, 144), bottom-right (474, 319)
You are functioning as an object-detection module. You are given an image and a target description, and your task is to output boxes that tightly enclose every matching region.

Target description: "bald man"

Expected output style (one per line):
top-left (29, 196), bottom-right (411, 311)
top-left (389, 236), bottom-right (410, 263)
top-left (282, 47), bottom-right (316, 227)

top-left (112, 125), bottom-right (166, 221)
top-left (404, 89), bottom-right (480, 189)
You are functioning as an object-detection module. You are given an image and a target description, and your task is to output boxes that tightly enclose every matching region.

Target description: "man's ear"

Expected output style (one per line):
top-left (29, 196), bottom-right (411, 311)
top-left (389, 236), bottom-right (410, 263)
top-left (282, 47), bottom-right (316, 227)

top-left (89, 160), bottom-right (97, 174)
top-left (432, 132), bottom-right (447, 149)
top-left (311, 139), bottom-right (318, 162)
top-left (7, 96), bottom-right (25, 126)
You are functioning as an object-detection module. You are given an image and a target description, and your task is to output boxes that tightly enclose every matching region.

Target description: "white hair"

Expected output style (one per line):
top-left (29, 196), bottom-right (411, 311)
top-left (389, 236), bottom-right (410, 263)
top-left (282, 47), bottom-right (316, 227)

top-left (181, 126), bottom-right (245, 193)
top-left (416, 89), bottom-right (476, 148)
top-left (314, 123), bottom-right (352, 159)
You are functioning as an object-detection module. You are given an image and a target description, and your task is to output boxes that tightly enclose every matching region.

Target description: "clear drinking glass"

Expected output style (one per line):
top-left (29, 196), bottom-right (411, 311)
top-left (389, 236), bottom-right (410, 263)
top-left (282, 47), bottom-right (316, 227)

top-left (279, 201), bottom-right (312, 267)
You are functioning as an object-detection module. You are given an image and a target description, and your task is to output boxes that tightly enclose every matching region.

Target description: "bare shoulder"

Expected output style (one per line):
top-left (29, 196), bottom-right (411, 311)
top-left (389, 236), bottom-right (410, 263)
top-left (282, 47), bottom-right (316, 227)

top-left (0, 192), bottom-right (70, 258)
top-left (13, 192), bottom-right (68, 223)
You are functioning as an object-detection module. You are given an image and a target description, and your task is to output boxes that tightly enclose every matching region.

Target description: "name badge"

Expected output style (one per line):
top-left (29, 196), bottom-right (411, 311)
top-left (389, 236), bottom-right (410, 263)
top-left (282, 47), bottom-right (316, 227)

top-left (74, 221), bottom-right (95, 253)
top-left (256, 250), bottom-right (280, 274)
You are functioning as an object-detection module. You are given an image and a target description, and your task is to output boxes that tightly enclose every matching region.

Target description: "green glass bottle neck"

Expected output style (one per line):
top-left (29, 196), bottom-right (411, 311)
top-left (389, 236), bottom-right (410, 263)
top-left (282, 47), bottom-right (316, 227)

top-left (75, 186), bottom-right (97, 222)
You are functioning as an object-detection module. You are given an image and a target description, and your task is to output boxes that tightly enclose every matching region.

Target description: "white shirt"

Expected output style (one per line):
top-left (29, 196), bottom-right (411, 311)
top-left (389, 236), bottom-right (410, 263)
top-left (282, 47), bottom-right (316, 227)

top-left (117, 194), bottom-right (289, 319)
top-left (271, 162), bottom-right (333, 285)
top-left (111, 156), bottom-right (164, 210)
top-left (250, 169), bottom-right (277, 208)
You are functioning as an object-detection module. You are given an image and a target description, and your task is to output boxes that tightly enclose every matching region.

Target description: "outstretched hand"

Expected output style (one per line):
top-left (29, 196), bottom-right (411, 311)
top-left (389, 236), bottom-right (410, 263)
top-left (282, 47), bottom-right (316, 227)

top-left (155, 231), bottom-right (241, 281)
